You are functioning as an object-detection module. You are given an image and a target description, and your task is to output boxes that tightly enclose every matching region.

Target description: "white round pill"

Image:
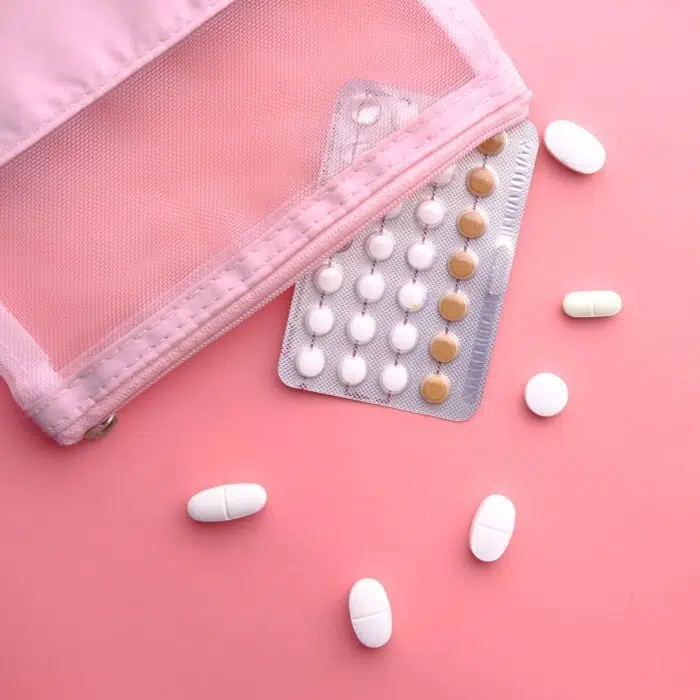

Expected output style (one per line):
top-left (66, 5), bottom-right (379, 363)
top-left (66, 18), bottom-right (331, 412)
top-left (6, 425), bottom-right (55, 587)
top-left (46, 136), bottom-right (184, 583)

top-left (338, 355), bottom-right (367, 386)
top-left (295, 346), bottom-right (325, 378)
top-left (381, 364), bottom-right (408, 395)
top-left (390, 323), bottom-right (418, 353)
top-left (398, 281), bottom-right (427, 311)
top-left (431, 165), bottom-right (455, 187)
top-left (357, 272), bottom-right (385, 302)
top-left (385, 202), bottom-right (404, 220)
top-left (352, 98), bottom-right (381, 126)
top-left (347, 314), bottom-right (376, 345)
top-left (305, 305), bottom-right (334, 336)
top-left (544, 120), bottom-right (606, 175)
top-left (525, 372), bottom-right (568, 417)
top-left (406, 241), bottom-right (436, 271)
top-left (416, 199), bottom-right (445, 228)
top-left (366, 233), bottom-right (395, 261)
top-left (314, 264), bottom-right (343, 294)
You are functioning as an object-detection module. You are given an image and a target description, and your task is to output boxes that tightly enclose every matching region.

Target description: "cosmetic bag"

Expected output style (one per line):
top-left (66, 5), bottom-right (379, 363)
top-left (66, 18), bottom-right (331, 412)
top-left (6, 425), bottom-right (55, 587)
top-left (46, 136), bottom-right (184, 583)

top-left (0, 0), bottom-right (531, 444)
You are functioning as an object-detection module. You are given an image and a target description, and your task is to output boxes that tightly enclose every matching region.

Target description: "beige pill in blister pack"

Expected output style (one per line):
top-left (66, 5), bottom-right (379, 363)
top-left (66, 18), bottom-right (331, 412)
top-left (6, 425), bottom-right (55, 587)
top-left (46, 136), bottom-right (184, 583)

top-left (278, 80), bottom-right (539, 421)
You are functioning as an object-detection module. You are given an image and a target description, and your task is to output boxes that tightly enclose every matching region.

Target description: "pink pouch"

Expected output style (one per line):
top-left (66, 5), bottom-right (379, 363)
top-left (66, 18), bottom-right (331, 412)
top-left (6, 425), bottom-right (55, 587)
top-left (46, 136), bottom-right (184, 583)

top-left (0, 0), bottom-right (531, 444)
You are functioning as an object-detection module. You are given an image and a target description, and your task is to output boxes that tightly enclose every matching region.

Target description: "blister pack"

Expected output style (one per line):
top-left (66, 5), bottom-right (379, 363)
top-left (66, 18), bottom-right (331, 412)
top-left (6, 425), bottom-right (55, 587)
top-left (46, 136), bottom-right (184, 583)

top-left (279, 81), bottom-right (538, 420)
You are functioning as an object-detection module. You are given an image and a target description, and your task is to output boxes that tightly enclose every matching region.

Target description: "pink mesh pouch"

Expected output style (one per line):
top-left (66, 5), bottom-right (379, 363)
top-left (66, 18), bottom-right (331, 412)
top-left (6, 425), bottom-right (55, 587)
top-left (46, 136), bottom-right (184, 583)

top-left (0, 0), bottom-right (531, 444)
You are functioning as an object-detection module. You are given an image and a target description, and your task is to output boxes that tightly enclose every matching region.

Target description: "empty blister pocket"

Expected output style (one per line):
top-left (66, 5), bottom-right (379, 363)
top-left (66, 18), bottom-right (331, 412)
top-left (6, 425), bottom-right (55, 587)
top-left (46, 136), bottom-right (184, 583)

top-left (279, 82), bottom-right (538, 420)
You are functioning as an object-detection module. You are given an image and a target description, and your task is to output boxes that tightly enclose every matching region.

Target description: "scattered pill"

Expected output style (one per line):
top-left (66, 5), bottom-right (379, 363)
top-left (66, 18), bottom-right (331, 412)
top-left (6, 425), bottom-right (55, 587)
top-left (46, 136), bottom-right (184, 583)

top-left (349, 578), bottom-right (392, 649)
top-left (295, 346), bottom-right (325, 378)
top-left (563, 290), bottom-right (622, 318)
top-left (381, 364), bottom-right (409, 395)
top-left (466, 166), bottom-right (497, 197)
top-left (305, 306), bottom-right (335, 336)
top-left (430, 332), bottom-right (460, 363)
top-left (416, 199), bottom-right (445, 228)
top-left (357, 272), bottom-right (385, 302)
top-left (420, 373), bottom-right (450, 404)
top-left (448, 249), bottom-right (478, 280)
top-left (525, 372), bottom-right (568, 417)
top-left (338, 355), bottom-right (368, 386)
top-left (469, 494), bottom-right (515, 562)
top-left (431, 165), bottom-right (455, 187)
top-left (439, 292), bottom-right (469, 322)
top-left (390, 323), bottom-right (418, 353)
top-left (406, 241), bottom-right (436, 271)
top-left (544, 120), bottom-right (606, 174)
top-left (398, 281), bottom-right (427, 311)
top-left (366, 232), bottom-right (395, 261)
top-left (314, 264), bottom-right (343, 294)
top-left (384, 201), bottom-right (404, 220)
top-left (477, 132), bottom-right (507, 155)
top-left (458, 209), bottom-right (487, 239)
top-left (347, 314), bottom-right (376, 345)
top-left (187, 483), bottom-right (267, 523)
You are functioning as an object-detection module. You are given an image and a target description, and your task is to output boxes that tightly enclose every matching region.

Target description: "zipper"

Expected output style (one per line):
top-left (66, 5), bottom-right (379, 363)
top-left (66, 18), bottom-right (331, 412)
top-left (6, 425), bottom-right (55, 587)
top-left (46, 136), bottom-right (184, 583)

top-left (79, 94), bottom-right (531, 441)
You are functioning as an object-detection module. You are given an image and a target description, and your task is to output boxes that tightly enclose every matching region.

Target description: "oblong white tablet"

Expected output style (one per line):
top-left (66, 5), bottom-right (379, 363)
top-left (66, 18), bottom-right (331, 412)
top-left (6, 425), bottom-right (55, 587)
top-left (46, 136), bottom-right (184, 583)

top-left (469, 494), bottom-right (515, 562)
top-left (525, 372), bottom-right (568, 417)
top-left (563, 290), bottom-right (622, 318)
top-left (349, 578), bottom-right (392, 648)
top-left (187, 483), bottom-right (267, 523)
top-left (544, 120), bottom-right (606, 174)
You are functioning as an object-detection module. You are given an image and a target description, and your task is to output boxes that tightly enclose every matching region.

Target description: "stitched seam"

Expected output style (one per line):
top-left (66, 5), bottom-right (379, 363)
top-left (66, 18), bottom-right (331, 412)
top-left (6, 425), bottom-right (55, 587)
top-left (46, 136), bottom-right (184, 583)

top-left (38, 79), bottom-right (525, 434)
top-left (0, 0), bottom-right (230, 163)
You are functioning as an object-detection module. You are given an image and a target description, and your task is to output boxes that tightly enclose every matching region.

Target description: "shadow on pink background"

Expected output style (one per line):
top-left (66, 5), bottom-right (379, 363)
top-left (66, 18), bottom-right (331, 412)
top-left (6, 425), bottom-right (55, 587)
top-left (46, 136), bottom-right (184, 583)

top-left (1, 0), bottom-right (699, 698)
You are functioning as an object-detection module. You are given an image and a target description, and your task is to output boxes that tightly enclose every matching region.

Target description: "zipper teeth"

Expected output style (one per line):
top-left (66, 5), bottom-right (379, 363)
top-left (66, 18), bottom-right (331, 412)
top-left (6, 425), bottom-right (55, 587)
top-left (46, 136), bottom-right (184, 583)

top-left (78, 102), bottom-right (530, 439)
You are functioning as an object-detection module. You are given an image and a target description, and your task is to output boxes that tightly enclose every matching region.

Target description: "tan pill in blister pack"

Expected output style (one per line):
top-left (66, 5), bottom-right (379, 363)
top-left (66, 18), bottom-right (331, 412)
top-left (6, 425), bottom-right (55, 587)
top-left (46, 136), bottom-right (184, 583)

top-left (278, 80), bottom-right (539, 421)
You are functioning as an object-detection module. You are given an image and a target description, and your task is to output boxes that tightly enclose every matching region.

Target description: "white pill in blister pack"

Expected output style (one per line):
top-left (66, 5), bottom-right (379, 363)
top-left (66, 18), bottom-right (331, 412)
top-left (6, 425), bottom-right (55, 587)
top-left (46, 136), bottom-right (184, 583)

top-left (314, 264), bottom-right (344, 294)
top-left (366, 233), bottom-right (395, 261)
top-left (295, 346), bottom-right (325, 378)
top-left (339, 355), bottom-right (367, 386)
top-left (563, 290), bottom-right (622, 318)
top-left (357, 272), bottom-right (385, 302)
top-left (398, 282), bottom-right (427, 312)
top-left (349, 578), bottom-right (392, 648)
top-left (406, 241), bottom-right (436, 271)
top-left (187, 483), bottom-right (267, 523)
top-left (469, 494), bottom-right (515, 562)
top-left (347, 314), bottom-right (376, 344)
top-left (305, 306), bottom-right (335, 336)
top-left (390, 323), bottom-right (418, 354)
top-left (384, 201), bottom-right (404, 220)
top-left (431, 165), bottom-right (455, 187)
top-left (416, 199), bottom-right (445, 228)
top-left (525, 372), bottom-right (568, 417)
top-left (381, 364), bottom-right (409, 395)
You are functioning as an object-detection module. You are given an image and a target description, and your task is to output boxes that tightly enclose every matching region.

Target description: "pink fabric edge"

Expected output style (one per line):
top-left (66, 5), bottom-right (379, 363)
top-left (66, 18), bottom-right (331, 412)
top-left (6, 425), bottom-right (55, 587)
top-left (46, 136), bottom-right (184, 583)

top-left (0, 0), bottom-right (235, 168)
top-left (28, 72), bottom-right (531, 444)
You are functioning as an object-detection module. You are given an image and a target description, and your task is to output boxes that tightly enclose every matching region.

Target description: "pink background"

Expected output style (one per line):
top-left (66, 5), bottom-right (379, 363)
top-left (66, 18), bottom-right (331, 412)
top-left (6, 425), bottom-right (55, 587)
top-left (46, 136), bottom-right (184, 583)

top-left (1, 0), bottom-right (700, 697)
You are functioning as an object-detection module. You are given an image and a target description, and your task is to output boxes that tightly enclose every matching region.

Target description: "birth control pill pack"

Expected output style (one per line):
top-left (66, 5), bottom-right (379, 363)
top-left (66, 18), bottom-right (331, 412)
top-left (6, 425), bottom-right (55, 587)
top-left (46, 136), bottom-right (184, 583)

top-left (278, 81), bottom-right (538, 421)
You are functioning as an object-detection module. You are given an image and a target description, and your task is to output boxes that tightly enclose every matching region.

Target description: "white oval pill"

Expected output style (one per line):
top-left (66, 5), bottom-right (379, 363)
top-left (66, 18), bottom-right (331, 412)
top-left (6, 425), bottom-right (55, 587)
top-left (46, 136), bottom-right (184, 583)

top-left (357, 272), bottom-right (385, 302)
top-left (338, 355), bottom-right (367, 386)
top-left (295, 346), bottom-right (325, 378)
top-left (525, 372), bottom-right (568, 417)
top-left (406, 241), bottom-right (436, 271)
top-left (398, 281), bottom-right (427, 312)
top-left (305, 306), bottom-right (334, 336)
top-left (431, 165), bottom-right (455, 187)
top-left (314, 264), bottom-right (344, 294)
top-left (416, 199), bottom-right (445, 228)
top-left (563, 290), bottom-right (622, 318)
top-left (380, 364), bottom-right (408, 395)
top-left (390, 323), bottom-right (418, 353)
top-left (347, 314), bottom-right (376, 345)
top-left (469, 494), bottom-right (515, 562)
top-left (366, 233), bottom-right (395, 261)
top-left (349, 578), bottom-right (392, 648)
top-left (187, 483), bottom-right (267, 523)
top-left (544, 120), bottom-right (606, 174)
top-left (384, 201), bottom-right (404, 220)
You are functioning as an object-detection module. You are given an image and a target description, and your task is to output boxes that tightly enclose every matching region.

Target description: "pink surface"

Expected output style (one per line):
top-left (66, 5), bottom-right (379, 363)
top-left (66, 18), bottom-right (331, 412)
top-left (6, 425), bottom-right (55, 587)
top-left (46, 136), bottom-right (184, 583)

top-left (1, 0), bottom-right (700, 697)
